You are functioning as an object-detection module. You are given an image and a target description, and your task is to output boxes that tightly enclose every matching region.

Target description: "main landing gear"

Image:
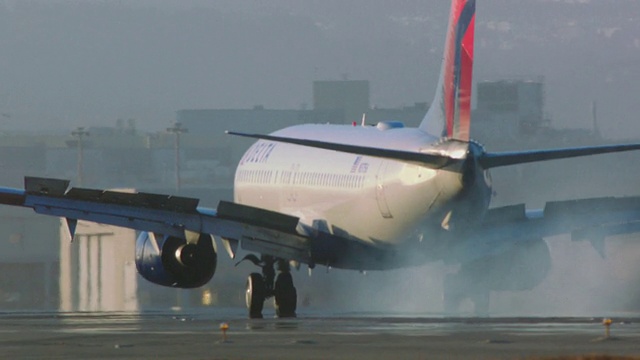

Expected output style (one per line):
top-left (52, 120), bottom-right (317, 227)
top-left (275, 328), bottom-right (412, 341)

top-left (238, 254), bottom-right (297, 319)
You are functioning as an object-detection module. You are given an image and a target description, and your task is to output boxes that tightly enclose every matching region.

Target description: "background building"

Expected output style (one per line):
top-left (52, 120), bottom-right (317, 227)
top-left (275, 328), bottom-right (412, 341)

top-left (0, 207), bottom-right (59, 310)
top-left (59, 218), bottom-right (138, 312)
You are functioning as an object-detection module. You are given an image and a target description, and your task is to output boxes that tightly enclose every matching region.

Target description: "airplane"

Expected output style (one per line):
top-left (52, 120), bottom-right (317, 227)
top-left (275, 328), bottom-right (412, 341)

top-left (2, 0), bottom-right (640, 318)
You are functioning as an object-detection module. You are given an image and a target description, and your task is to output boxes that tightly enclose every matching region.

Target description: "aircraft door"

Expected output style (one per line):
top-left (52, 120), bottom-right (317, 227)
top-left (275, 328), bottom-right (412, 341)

top-left (375, 161), bottom-right (393, 219)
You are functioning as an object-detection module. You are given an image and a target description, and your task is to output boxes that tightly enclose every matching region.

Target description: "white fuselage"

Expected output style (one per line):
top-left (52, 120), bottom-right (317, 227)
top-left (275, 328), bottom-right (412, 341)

top-left (234, 124), bottom-right (487, 247)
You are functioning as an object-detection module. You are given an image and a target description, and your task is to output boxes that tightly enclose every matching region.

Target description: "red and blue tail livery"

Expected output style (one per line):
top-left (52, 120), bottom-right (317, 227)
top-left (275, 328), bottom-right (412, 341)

top-left (420, 0), bottom-right (475, 141)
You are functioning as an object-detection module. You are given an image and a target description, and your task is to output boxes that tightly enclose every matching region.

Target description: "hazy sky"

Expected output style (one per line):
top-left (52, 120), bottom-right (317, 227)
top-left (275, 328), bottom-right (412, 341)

top-left (0, 0), bottom-right (639, 138)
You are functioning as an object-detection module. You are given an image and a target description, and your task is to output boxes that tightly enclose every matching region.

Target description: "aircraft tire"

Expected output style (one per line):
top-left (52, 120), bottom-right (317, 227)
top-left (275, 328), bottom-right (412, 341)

top-left (246, 272), bottom-right (266, 319)
top-left (274, 272), bottom-right (297, 318)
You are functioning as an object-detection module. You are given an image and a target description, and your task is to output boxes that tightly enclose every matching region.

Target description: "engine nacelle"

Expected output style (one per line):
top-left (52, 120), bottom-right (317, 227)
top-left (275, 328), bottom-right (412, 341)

top-left (135, 231), bottom-right (217, 288)
top-left (458, 238), bottom-right (552, 292)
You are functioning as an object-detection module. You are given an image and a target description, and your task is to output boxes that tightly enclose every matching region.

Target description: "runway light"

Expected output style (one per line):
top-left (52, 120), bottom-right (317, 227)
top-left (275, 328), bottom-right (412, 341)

top-left (602, 318), bottom-right (612, 338)
top-left (202, 289), bottom-right (212, 306)
top-left (220, 322), bottom-right (230, 342)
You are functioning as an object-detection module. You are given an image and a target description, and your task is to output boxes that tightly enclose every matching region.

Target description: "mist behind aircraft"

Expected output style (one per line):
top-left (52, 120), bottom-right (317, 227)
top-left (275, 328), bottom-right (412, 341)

top-left (0, 0), bottom-right (638, 139)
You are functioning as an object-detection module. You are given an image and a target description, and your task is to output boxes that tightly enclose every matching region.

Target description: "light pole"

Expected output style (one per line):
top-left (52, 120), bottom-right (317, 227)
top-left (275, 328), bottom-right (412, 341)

top-left (71, 127), bottom-right (90, 187)
top-left (167, 122), bottom-right (188, 191)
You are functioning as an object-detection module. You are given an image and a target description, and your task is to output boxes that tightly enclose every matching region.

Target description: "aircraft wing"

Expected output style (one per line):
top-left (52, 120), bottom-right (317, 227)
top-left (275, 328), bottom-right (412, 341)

top-left (447, 196), bottom-right (640, 262)
top-left (2, 177), bottom-right (638, 270)
top-left (0, 177), bottom-right (315, 264)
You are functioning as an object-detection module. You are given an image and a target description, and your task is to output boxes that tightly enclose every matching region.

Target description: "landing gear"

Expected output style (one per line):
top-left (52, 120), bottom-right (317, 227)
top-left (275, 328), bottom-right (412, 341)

top-left (237, 254), bottom-right (297, 319)
top-left (274, 271), bottom-right (297, 318)
top-left (246, 273), bottom-right (265, 319)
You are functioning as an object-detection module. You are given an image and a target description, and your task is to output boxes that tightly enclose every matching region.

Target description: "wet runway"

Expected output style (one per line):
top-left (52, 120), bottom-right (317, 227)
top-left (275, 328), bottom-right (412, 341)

top-left (1, 309), bottom-right (639, 359)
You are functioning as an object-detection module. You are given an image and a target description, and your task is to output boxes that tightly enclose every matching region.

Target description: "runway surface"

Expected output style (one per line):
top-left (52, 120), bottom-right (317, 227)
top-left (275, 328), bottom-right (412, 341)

top-left (1, 309), bottom-right (639, 359)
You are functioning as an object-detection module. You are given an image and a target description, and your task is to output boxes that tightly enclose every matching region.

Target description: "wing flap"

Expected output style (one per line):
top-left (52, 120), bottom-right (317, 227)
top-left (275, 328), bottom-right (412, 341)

top-left (217, 200), bottom-right (299, 234)
top-left (483, 196), bottom-right (640, 238)
top-left (450, 196), bottom-right (640, 262)
top-left (483, 204), bottom-right (526, 224)
top-left (0, 176), bottom-right (314, 263)
top-left (63, 187), bottom-right (199, 213)
top-left (572, 221), bottom-right (640, 241)
top-left (27, 194), bottom-right (203, 238)
top-left (545, 197), bottom-right (640, 218)
top-left (240, 228), bottom-right (310, 262)
top-left (25, 176), bottom-right (69, 196)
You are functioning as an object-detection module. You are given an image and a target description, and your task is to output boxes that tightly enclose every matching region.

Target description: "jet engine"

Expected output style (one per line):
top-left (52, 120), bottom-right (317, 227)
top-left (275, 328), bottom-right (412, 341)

top-left (135, 231), bottom-right (217, 288)
top-left (459, 238), bottom-right (552, 291)
top-left (444, 238), bottom-right (552, 313)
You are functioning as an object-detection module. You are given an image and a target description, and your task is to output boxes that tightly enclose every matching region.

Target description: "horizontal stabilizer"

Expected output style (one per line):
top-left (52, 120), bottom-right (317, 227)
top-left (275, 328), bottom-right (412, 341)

top-left (479, 143), bottom-right (640, 169)
top-left (227, 131), bottom-right (461, 169)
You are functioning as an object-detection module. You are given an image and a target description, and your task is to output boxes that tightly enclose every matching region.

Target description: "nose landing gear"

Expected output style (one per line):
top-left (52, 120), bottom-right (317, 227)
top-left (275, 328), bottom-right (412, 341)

top-left (238, 254), bottom-right (297, 319)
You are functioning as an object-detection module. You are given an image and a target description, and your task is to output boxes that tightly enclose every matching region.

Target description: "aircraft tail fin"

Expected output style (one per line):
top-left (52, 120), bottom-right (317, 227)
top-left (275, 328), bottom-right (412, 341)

top-left (419, 0), bottom-right (476, 141)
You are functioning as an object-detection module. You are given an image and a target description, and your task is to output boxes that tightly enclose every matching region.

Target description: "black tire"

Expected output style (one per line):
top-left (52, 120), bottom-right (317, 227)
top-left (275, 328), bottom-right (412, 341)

top-left (246, 272), bottom-right (266, 319)
top-left (274, 272), bottom-right (297, 318)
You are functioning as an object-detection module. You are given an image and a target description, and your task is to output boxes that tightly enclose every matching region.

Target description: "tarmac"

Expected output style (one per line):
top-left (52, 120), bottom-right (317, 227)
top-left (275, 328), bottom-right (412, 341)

top-left (1, 309), bottom-right (639, 359)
